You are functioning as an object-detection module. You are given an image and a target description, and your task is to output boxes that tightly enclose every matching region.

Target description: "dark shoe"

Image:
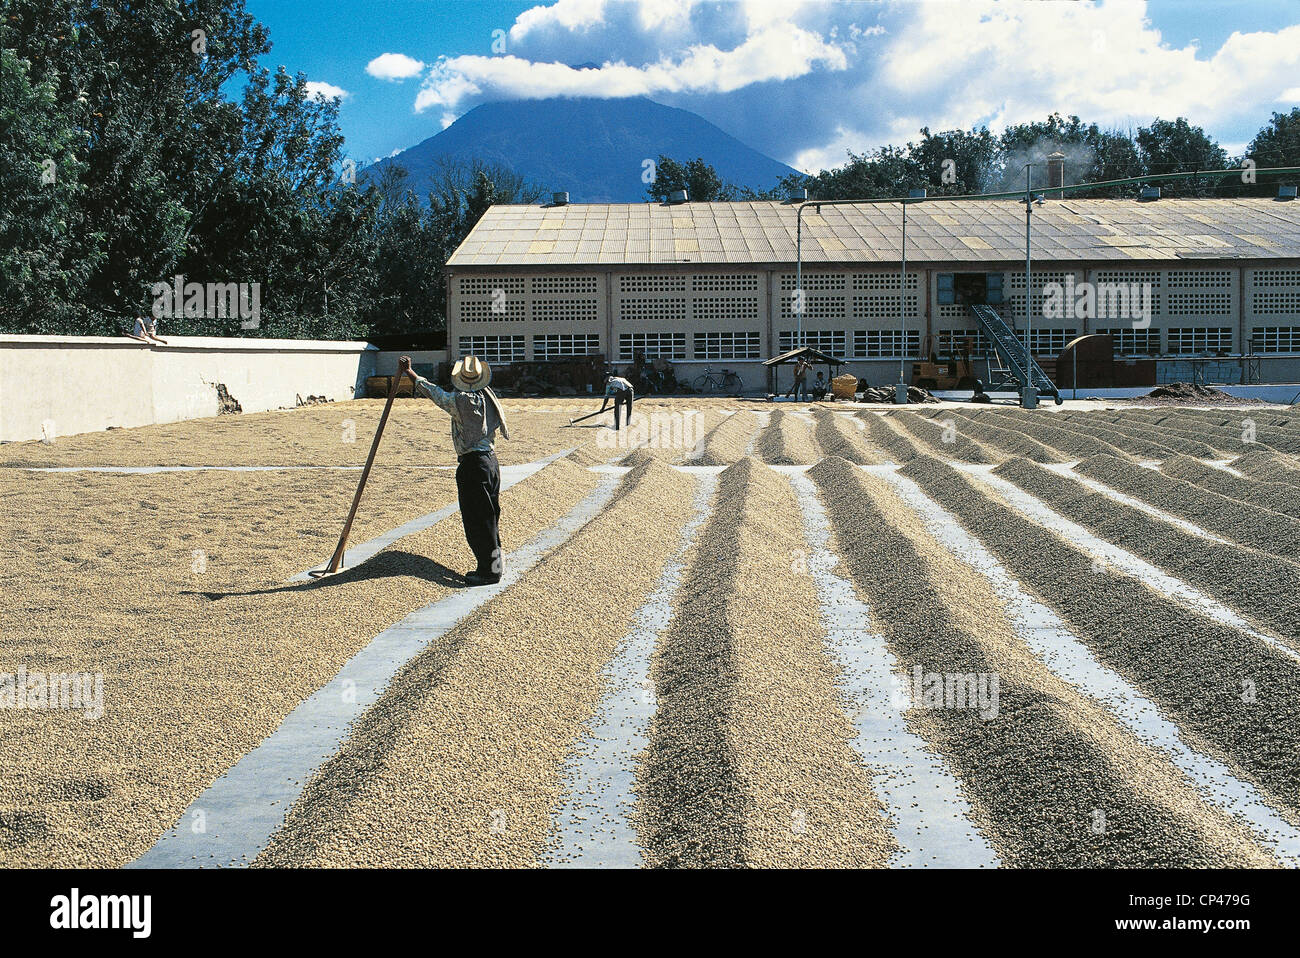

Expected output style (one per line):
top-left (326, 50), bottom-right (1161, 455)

top-left (464, 570), bottom-right (501, 586)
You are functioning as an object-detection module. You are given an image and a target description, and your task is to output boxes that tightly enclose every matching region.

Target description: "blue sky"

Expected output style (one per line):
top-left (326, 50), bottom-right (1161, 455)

top-left (247, 0), bottom-right (1300, 172)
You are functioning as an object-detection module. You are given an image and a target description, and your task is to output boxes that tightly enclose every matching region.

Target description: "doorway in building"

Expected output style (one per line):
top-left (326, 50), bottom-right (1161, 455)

top-left (937, 272), bottom-right (1004, 307)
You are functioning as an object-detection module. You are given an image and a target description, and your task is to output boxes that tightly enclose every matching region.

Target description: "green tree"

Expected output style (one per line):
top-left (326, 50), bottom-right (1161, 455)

top-left (645, 155), bottom-right (741, 202)
top-left (0, 47), bottom-right (96, 331)
top-left (1135, 117), bottom-right (1227, 197)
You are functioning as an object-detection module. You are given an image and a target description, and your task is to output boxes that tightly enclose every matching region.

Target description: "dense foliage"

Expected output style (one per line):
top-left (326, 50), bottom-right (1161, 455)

top-left (0, 0), bottom-right (538, 338)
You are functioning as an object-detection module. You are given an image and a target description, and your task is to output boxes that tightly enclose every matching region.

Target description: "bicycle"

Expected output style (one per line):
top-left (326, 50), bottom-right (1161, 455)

top-left (692, 365), bottom-right (742, 393)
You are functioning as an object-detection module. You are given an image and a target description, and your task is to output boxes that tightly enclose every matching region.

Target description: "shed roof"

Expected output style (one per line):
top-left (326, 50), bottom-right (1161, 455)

top-left (447, 198), bottom-right (1300, 268)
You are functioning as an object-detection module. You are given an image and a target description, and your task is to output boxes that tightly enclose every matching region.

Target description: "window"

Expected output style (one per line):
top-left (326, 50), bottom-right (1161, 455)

top-left (855, 329), bottom-right (921, 358)
top-left (1165, 269), bottom-right (1231, 289)
top-left (619, 332), bottom-right (687, 361)
top-left (1166, 291), bottom-right (1231, 316)
top-left (694, 331), bottom-right (761, 360)
top-left (1252, 269), bottom-right (1300, 285)
top-left (459, 296), bottom-right (526, 322)
top-left (458, 335), bottom-right (525, 365)
top-left (1097, 327), bottom-right (1160, 355)
top-left (1006, 271), bottom-right (1073, 318)
top-left (457, 276), bottom-right (524, 296)
top-left (780, 294), bottom-right (845, 319)
top-left (852, 272), bottom-right (919, 291)
top-left (779, 330), bottom-right (846, 355)
top-left (533, 334), bottom-right (601, 359)
top-left (779, 272), bottom-right (846, 291)
top-left (531, 276), bottom-right (598, 295)
top-left (617, 298), bottom-right (687, 321)
top-left (936, 329), bottom-right (990, 355)
top-left (1025, 328), bottom-right (1077, 355)
top-left (530, 298), bottom-right (599, 322)
top-left (852, 295), bottom-right (919, 319)
top-left (1252, 290), bottom-right (1300, 316)
top-left (1251, 327), bottom-right (1300, 353)
top-left (692, 274), bottom-right (759, 291)
top-left (1168, 327), bottom-right (1233, 354)
top-left (693, 297), bottom-right (760, 321)
top-left (620, 274), bottom-right (686, 292)
top-left (937, 273), bottom-right (955, 306)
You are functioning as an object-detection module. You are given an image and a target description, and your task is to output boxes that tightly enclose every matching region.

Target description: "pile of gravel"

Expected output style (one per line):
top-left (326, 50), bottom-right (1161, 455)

top-left (1075, 454), bottom-right (1300, 560)
top-left (890, 412), bottom-right (997, 463)
top-left (901, 454), bottom-right (1300, 824)
top-left (635, 458), bottom-right (896, 867)
top-left (1232, 450), bottom-right (1300, 486)
top-left (1086, 413), bottom-right (1221, 459)
top-left (949, 410), bottom-right (1068, 463)
top-left (1140, 383), bottom-right (1257, 405)
top-left (755, 410), bottom-right (820, 464)
top-left (995, 457), bottom-right (1300, 649)
top-left (985, 409), bottom-right (1131, 460)
top-left (810, 411), bottom-right (884, 465)
top-left (689, 411), bottom-right (760, 466)
top-left (859, 413), bottom-right (924, 462)
top-left (1054, 413), bottom-right (1207, 460)
top-left (809, 456), bottom-right (1268, 867)
top-left (1159, 455), bottom-right (1300, 520)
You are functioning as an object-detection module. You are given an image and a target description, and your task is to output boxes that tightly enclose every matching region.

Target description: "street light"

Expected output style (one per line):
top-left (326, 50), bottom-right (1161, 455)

top-left (1022, 163), bottom-right (1038, 409)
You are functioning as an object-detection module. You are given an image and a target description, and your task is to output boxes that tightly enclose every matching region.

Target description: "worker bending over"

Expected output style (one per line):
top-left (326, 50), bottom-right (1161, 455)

top-left (400, 354), bottom-right (510, 586)
top-left (599, 374), bottom-right (634, 430)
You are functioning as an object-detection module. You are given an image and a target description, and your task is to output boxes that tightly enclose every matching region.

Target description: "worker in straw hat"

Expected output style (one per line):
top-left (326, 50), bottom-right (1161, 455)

top-left (399, 354), bottom-right (510, 586)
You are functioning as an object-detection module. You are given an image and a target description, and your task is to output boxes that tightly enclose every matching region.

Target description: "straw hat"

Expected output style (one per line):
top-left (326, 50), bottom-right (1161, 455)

top-left (451, 355), bottom-right (491, 391)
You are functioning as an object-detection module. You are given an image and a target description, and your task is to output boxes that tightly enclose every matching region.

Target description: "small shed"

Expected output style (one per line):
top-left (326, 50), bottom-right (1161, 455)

top-left (762, 345), bottom-right (847, 395)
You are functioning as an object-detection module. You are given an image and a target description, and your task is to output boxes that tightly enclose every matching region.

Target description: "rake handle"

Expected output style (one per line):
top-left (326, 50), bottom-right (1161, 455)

top-left (569, 405), bottom-right (607, 426)
top-left (317, 371), bottom-right (405, 574)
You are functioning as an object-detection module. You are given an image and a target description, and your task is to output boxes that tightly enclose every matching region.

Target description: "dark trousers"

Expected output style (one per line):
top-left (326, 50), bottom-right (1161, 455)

top-left (614, 389), bottom-right (633, 429)
top-left (456, 449), bottom-right (501, 575)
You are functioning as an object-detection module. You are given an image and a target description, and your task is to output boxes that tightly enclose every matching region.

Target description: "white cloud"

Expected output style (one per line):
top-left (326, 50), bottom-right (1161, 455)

top-left (415, 23), bottom-right (847, 112)
top-left (304, 81), bottom-right (349, 101)
top-left (879, 0), bottom-right (1300, 136)
top-left (509, 0), bottom-right (610, 41)
top-left (366, 52), bottom-right (427, 81)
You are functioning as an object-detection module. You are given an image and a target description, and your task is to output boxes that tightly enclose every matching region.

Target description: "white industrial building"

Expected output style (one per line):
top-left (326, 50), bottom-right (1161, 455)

top-left (445, 192), bottom-right (1300, 391)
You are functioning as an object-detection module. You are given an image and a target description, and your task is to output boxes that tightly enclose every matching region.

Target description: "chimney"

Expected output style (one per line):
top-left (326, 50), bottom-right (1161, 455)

top-left (1046, 152), bottom-right (1065, 198)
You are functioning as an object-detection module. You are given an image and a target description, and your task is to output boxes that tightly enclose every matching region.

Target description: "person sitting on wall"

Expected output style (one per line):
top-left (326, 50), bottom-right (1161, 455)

top-left (128, 314), bottom-right (167, 345)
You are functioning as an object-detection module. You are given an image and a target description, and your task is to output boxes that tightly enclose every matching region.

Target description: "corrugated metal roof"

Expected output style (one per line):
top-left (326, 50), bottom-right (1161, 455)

top-left (447, 198), bottom-right (1300, 267)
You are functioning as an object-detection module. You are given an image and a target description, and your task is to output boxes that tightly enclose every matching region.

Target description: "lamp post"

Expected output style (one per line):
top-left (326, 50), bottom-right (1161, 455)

top-left (1022, 163), bottom-right (1038, 409)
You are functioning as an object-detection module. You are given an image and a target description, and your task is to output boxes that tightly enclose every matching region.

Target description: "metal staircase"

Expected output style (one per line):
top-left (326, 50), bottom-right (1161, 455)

top-left (969, 304), bottom-right (1062, 403)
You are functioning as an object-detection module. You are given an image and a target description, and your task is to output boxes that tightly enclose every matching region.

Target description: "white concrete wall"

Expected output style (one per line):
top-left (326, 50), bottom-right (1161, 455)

top-left (371, 350), bottom-right (449, 375)
top-left (0, 335), bottom-right (377, 443)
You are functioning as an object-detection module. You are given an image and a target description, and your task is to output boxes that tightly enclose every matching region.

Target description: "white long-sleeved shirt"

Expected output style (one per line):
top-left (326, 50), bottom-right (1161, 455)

top-left (412, 375), bottom-right (504, 456)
